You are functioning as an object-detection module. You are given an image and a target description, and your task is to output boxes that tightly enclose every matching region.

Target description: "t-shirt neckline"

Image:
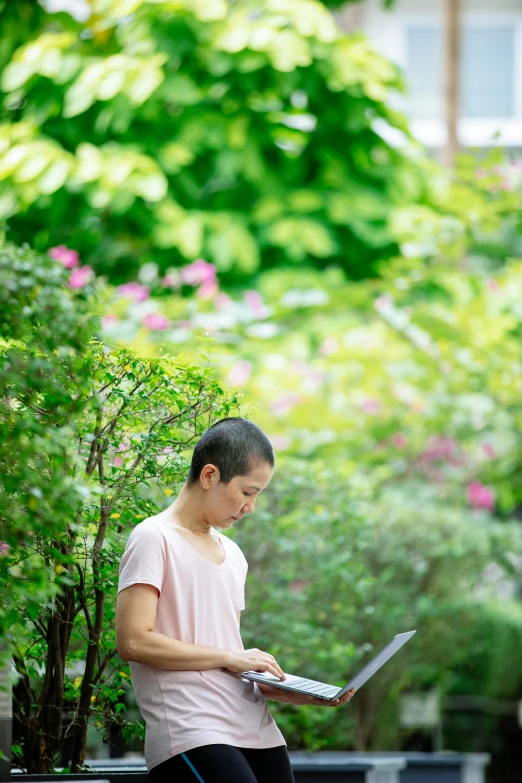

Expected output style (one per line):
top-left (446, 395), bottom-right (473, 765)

top-left (156, 519), bottom-right (228, 570)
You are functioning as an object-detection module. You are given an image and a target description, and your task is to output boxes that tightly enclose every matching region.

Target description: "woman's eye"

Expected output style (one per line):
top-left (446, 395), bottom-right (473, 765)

top-left (243, 492), bottom-right (254, 497)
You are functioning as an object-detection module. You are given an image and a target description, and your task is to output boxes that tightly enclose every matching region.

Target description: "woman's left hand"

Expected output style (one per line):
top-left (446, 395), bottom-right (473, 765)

top-left (256, 682), bottom-right (356, 706)
top-left (304, 688), bottom-right (356, 707)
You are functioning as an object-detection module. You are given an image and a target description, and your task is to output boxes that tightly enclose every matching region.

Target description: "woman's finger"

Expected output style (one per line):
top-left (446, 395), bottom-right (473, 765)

top-left (263, 654), bottom-right (285, 679)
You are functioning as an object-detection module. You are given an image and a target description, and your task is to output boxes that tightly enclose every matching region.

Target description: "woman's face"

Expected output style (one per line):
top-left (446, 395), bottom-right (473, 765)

top-left (201, 461), bottom-right (274, 528)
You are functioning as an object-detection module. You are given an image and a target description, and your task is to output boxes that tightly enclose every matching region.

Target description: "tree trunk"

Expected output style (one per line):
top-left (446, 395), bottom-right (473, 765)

top-left (443, 0), bottom-right (461, 167)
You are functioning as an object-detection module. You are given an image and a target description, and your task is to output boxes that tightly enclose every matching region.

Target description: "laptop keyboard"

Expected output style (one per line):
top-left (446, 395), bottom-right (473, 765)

top-left (287, 677), bottom-right (340, 698)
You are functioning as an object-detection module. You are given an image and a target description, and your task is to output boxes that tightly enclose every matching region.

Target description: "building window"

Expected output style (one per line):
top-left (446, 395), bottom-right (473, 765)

top-left (406, 25), bottom-right (515, 119)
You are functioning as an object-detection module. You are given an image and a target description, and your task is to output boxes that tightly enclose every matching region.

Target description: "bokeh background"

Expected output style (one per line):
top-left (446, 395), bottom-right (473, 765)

top-left (1, 1), bottom-right (522, 781)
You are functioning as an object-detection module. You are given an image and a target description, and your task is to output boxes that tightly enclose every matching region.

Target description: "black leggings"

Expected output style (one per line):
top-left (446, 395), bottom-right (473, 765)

top-left (149, 743), bottom-right (295, 783)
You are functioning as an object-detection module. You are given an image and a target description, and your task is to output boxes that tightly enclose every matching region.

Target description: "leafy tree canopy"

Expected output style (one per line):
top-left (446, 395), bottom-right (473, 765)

top-left (0, 0), bottom-right (433, 284)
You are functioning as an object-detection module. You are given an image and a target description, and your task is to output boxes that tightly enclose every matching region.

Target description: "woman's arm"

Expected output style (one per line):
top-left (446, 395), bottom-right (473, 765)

top-left (257, 682), bottom-right (356, 707)
top-left (117, 584), bottom-right (233, 670)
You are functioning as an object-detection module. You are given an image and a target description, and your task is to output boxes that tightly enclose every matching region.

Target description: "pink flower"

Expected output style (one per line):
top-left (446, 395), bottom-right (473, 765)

top-left (227, 360), bottom-right (252, 386)
top-left (28, 531), bottom-right (34, 537)
top-left (244, 289), bottom-right (267, 318)
top-left (161, 272), bottom-right (180, 287)
top-left (163, 447), bottom-right (175, 454)
top-left (375, 295), bottom-right (393, 312)
top-left (116, 439), bottom-right (130, 453)
top-left (117, 281), bottom-right (150, 302)
top-left (426, 467), bottom-right (447, 484)
top-left (113, 456), bottom-right (123, 468)
top-left (487, 278), bottom-right (499, 292)
top-left (270, 394), bottom-right (301, 416)
top-left (308, 370), bottom-right (326, 389)
top-left (467, 480), bottom-right (495, 511)
top-left (291, 361), bottom-right (324, 391)
top-left (102, 314), bottom-right (119, 327)
top-left (142, 312), bottom-right (171, 330)
top-left (48, 245), bottom-right (79, 268)
top-left (197, 279), bottom-right (219, 300)
top-left (319, 337), bottom-right (339, 357)
top-left (68, 265), bottom-right (94, 289)
top-left (501, 179), bottom-right (514, 191)
top-left (0, 542), bottom-right (9, 556)
top-left (180, 259), bottom-right (217, 286)
top-left (391, 432), bottom-right (408, 449)
top-left (215, 292), bottom-right (233, 310)
top-left (421, 435), bottom-right (461, 465)
top-left (289, 579), bottom-right (307, 593)
top-left (476, 168), bottom-right (488, 179)
top-left (360, 398), bottom-right (382, 414)
top-left (268, 434), bottom-right (290, 451)
top-left (481, 443), bottom-right (496, 459)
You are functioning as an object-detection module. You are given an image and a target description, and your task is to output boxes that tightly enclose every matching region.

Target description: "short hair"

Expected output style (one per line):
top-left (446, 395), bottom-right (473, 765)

top-left (186, 417), bottom-right (274, 486)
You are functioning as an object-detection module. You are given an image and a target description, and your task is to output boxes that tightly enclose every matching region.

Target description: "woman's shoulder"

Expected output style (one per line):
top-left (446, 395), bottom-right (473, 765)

top-left (220, 533), bottom-right (248, 568)
top-left (126, 516), bottom-right (169, 543)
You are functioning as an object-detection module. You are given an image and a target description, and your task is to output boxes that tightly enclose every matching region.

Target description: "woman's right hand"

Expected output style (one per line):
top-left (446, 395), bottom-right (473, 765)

top-left (225, 648), bottom-right (286, 680)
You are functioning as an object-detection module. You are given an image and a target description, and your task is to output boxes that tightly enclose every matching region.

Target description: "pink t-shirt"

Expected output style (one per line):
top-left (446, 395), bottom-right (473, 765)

top-left (117, 517), bottom-right (286, 770)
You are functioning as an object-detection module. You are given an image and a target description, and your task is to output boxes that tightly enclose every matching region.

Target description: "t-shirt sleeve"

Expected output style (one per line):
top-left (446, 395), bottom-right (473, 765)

top-left (117, 522), bottom-right (167, 596)
top-left (237, 549), bottom-right (249, 612)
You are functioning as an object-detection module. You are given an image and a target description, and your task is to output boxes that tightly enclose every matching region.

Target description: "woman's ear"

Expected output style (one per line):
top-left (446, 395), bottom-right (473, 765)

top-left (200, 463), bottom-right (219, 489)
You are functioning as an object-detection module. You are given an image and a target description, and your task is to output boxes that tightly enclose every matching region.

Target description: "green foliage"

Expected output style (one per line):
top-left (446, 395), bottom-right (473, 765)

top-left (231, 459), bottom-right (522, 749)
top-left (0, 0), bottom-right (433, 283)
top-left (0, 239), bottom-right (240, 773)
top-left (3, 228), bottom-right (522, 758)
top-left (447, 599), bottom-right (522, 700)
top-left (104, 246), bottom-right (522, 516)
top-left (446, 149), bottom-right (522, 265)
top-left (1, 0), bottom-right (522, 759)
top-left (102, 234), bottom-right (522, 750)
top-left (380, 149), bottom-right (522, 268)
top-left (0, 237), bottom-right (99, 651)
top-left (3, 341), bottom-right (240, 773)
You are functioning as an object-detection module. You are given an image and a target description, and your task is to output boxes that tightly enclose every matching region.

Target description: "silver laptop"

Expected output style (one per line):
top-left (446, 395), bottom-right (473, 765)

top-left (241, 630), bottom-right (416, 701)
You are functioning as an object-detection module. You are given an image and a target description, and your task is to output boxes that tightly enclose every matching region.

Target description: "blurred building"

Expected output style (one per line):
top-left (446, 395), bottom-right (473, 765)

top-left (338, 0), bottom-right (522, 152)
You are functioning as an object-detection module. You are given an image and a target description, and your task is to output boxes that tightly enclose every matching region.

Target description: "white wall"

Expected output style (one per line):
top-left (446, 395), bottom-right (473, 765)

top-left (336, 0), bottom-right (522, 148)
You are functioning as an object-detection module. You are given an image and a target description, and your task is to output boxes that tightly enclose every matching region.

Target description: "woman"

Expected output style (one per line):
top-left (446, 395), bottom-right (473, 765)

top-left (116, 417), bottom-right (354, 783)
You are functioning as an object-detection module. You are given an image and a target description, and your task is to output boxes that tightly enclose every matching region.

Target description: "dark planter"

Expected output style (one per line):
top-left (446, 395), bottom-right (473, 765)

top-left (11, 755), bottom-right (406, 783)
top-left (0, 717), bottom-right (11, 783)
top-left (363, 751), bottom-right (490, 783)
top-left (9, 750), bottom-right (490, 783)
top-left (0, 660), bottom-right (12, 783)
top-left (289, 752), bottom-right (406, 783)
